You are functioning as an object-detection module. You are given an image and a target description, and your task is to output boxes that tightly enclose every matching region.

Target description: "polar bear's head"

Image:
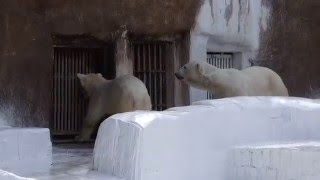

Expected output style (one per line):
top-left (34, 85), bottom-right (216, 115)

top-left (77, 73), bottom-right (107, 98)
top-left (175, 61), bottom-right (216, 90)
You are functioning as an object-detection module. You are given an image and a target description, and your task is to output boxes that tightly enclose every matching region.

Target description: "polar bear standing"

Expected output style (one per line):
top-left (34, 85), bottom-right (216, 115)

top-left (175, 61), bottom-right (288, 98)
top-left (75, 73), bottom-right (152, 142)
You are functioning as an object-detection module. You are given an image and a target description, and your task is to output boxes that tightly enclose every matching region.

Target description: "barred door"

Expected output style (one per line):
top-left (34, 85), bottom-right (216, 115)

top-left (131, 42), bottom-right (173, 111)
top-left (206, 53), bottom-right (233, 99)
top-left (53, 48), bottom-right (102, 137)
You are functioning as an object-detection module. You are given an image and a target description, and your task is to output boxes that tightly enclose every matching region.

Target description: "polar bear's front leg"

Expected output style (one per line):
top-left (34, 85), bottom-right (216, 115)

top-left (75, 100), bottom-right (104, 142)
top-left (75, 120), bottom-right (96, 142)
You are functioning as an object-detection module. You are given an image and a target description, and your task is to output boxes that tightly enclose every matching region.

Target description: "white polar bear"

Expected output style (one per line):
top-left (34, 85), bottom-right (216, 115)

top-left (75, 73), bottom-right (152, 142)
top-left (175, 61), bottom-right (289, 98)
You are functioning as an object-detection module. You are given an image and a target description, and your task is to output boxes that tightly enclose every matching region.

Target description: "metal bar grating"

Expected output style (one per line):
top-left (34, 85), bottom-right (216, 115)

top-left (53, 47), bottom-right (100, 135)
top-left (206, 53), bottom-right (234, 99)
top-left (132, 42), bottom-right (169, 111)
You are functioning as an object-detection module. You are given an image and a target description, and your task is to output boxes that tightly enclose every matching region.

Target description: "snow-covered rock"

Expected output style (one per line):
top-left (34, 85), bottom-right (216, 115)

top-left (93, 96), bottom-right (320, 180)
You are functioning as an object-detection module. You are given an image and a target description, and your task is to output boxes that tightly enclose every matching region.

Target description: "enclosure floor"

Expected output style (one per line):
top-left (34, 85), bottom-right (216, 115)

top-left (21, 143), bottom-right (119, 180)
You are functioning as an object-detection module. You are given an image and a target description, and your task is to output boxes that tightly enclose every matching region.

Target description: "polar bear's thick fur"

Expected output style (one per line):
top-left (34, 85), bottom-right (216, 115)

top-left (75, 73), bottom-right (152, 142)
top-left (175, 61), bottom-right (289, 98)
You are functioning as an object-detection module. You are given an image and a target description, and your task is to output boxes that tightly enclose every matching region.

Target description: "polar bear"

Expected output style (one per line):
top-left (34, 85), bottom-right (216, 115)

top-left (175, 61), bottom-right (288, 98)
top-left (75, 73), bottom-right (152, 142)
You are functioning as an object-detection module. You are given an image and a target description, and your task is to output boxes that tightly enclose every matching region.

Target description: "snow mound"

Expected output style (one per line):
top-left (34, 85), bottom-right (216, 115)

top-left (0, 128), bottom-right (52, 176)
top-left (93, 96), bottom-right (320, 180)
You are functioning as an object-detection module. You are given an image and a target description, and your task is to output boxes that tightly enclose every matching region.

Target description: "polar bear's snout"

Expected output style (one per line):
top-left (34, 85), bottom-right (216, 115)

top-left (175, 72), bottom-right (184, 80)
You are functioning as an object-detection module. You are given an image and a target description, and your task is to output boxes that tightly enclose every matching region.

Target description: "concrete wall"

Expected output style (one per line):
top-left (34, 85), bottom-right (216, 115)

top-left (189, 0), bottom-right (270, 102)
top-left (0, 0), bottom-right (201, 127)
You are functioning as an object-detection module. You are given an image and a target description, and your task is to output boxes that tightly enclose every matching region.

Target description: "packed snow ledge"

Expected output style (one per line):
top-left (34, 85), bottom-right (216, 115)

top-left (93, 96), bottom-right (320, 180)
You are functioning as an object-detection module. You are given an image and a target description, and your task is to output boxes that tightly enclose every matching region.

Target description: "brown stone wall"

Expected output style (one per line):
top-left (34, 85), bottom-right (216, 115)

top-left (258, 0), bottom-right (320, 98)
top-left (0, 0), bottom-right (201, 127)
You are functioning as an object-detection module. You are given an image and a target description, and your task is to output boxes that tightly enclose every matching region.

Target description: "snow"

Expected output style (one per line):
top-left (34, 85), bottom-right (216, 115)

top-left (93, 96), bottom-right (320, 180)
top-left (0, 169), bottom-right (35, 180)
top-left (30, 145), bottom-right (120, 180)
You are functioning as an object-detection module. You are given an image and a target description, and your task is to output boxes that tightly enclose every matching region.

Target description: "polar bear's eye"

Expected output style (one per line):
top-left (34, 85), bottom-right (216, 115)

top-left (183, 66), bottom-right (187, 69)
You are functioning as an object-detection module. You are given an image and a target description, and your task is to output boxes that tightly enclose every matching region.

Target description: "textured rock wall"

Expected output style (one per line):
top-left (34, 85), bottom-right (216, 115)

top-left (257, 0), bottom-right (320, 97)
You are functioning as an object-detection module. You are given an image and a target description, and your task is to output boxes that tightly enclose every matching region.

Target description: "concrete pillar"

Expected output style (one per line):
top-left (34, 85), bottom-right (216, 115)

top-left (115, 29), bottom-right (133, 77)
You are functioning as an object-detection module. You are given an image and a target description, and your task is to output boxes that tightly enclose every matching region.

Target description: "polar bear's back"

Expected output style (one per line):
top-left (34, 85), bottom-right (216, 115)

top-left (97, 75), bottom-right (152, 114)
top-left (240, 66), bottom-right (289, 96)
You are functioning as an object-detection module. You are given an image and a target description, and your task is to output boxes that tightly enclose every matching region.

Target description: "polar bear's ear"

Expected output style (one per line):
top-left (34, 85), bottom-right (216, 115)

top-left (77, 73), bottom-right (85, 80)
top-left (77, 73), bottom-right (87, 86)
top-left (97, 73), bottom-right (103, 77)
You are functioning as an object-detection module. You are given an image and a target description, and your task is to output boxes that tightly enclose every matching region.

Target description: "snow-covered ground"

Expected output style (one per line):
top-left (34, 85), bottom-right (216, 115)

top-left (1, 96), bottom-right (320, 180)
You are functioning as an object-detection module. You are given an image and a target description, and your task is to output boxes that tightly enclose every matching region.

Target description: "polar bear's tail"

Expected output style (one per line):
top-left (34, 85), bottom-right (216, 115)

top-left (143, 95), bottom-right (152, 110)
top-left (269, 74), bottom-right (289, 96)
top-left (138, 94), bottom-right (152, 110)
top-left (131, 93), bottom-right (152, 111)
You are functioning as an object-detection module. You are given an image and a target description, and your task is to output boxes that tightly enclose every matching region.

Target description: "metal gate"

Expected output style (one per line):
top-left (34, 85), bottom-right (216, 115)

top-left (206, 53), bottom-right (233, 99)
top-left (131, 42), bottom-right (171, 111)
top-left (53, 47), bottom-right (103, 137)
